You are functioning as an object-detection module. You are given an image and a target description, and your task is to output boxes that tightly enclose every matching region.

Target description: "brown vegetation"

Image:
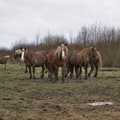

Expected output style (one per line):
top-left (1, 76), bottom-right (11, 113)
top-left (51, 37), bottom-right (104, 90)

top-left (1, 25), bottom-right (120, 67)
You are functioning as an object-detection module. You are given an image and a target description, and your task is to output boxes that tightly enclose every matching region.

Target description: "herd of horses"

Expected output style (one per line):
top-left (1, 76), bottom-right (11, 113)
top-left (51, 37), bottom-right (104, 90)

top-left (0, 43), bottom-right (102, 82)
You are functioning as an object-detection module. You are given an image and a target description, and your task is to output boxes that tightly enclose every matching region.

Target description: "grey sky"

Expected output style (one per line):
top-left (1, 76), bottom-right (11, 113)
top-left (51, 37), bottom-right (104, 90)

top-left (0, 0), bottom-right (120, 48)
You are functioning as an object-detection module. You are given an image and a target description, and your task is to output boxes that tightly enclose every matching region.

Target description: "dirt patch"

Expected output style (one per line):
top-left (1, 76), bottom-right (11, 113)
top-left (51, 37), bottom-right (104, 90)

top-left (25, 90), bottom-right (74, 100)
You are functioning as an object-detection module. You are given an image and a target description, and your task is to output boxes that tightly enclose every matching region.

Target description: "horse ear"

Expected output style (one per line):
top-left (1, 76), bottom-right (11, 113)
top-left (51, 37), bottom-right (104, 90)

top-left (25, 47), bottom-right (27, 50)
top-left (91, 46), bottom-right (95, 51)
top-left (64, 43), bottom-right (67, 46)
top-left (20, 47), bottom-right (22, 50)
top-left (58, 43), bottom-right (61, 46)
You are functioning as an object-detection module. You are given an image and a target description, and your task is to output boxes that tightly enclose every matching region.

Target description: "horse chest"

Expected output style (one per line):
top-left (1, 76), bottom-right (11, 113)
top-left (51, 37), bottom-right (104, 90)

top-left (55, 58), bottom-right (66, 66)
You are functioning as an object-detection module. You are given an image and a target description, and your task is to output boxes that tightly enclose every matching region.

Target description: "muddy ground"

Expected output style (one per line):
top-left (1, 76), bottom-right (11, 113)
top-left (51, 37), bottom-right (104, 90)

top-left (0, 64), bottom-right (120, 120)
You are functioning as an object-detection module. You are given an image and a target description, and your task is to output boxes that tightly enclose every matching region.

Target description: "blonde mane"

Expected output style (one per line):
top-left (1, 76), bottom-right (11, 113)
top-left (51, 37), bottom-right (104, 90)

top-left (55, 45), bottom-right (62, 59)
top-left (96, 51), bottom-right (102, 70)
top-left (15, 49), bottom-right (22, 55)
top-left (55, 44), bottom-right (68, 59)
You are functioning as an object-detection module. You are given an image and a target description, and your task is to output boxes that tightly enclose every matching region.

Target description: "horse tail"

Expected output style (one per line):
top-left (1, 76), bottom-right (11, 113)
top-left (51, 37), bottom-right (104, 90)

top-left (97, 51), bottom-right (102, 70)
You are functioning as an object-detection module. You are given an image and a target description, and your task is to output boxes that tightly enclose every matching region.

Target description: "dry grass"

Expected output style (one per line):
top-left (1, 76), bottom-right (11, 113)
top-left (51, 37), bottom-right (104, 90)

top-left (0, 64), bottom-right (120, 120)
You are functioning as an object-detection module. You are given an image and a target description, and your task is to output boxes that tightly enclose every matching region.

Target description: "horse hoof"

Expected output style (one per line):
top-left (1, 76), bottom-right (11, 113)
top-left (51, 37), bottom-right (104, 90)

top-left (62, 79), bottom-right (65, 83)
top-left (94, 75), bottom-right (97, 77)
top-left (51, 80), bottom-right (56, 83)
top-left (40, 75), bottom-right (44, 78)
top-left (88, 74), bottom-right (91, 77)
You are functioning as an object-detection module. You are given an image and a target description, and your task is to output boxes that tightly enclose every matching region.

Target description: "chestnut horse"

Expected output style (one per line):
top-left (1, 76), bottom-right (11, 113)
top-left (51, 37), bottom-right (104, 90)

top-left (47, 43), bottom-right (68, 82)
top-left (66, 47), bottom-right (102, 79)
top-left (20, 48), bottom-right (48, 79)
top-left (0, 55), bottom-right (10, 69)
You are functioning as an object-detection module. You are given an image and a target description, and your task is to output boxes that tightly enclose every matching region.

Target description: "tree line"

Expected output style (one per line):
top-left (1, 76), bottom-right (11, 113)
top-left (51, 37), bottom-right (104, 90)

top-left (1, 25), bottom-right (120, 67)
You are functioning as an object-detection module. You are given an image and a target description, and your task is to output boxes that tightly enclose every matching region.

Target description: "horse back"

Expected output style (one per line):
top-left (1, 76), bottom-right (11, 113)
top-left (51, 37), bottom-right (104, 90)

top-left (69, 51), bottom-right (79, 65)
top-left (0, 56), bottom-right (10, 64)
top-left (25, 50), bottom-right (47, 66)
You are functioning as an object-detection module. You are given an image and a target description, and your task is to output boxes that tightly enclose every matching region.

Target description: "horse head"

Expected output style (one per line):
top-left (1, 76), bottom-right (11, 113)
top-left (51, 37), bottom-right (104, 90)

top-left (13, 49), bottom-right (22, 59)
top-left (21, 48), bottom-right (26, 61)
top-left (56, 43), bottom-right (68, 60)
top-left (89, 47), bottom-right (99, 62)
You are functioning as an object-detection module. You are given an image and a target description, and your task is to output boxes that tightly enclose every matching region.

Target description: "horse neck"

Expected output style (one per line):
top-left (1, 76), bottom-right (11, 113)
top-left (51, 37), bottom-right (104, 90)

top-left (24, 50), bottom-right (32, 59)
top-left (82, 48), bottom-right (93, 57)
top-left (79, 49), bottom-right (90, 64)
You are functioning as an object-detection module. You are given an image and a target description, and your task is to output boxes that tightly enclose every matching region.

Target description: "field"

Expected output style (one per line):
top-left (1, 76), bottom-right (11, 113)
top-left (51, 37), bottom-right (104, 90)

top-left (0, 63), bottom-right (120, 120)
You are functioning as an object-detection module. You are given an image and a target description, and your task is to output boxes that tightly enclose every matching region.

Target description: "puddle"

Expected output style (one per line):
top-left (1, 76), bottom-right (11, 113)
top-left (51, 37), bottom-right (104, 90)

top-left (87, 102), bottom-right (113, 106)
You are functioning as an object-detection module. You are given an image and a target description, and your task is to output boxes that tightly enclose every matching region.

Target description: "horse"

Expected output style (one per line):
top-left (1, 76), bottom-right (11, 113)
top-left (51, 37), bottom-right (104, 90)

top-left (0, 55), bottom-right (10, 69)
top-left (20, 48), bottom-right (48, 79)
top-left (65, 50), bottom-right (82, 79)
top-left (66, 47), bottom-right (102, 79)
top-left (87, 49), bottom-right (102, 78)
top-left (13, 49), bottom-right (28, 73)
top-left (47, 43), bottom-right (68, 82)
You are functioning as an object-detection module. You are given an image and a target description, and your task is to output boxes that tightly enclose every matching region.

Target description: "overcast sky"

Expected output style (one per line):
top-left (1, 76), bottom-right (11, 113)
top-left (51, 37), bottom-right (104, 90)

top-left (0, 0), bottom-right (120, 48)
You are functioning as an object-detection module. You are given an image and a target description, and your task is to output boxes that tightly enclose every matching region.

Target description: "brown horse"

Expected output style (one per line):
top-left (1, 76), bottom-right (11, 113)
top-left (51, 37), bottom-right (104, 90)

top-left (66, 47), bottom-right (102, 79)
top-left (20, 48), bottom-right (48, 79)
top-left (0, 55), bottom-right (10, 69)
top-left (65, 50), bottom-right (82, 79)
top-left (87, 49), bottom-right (102, 78)
top-left (47, 43), bottom-right (68, 82)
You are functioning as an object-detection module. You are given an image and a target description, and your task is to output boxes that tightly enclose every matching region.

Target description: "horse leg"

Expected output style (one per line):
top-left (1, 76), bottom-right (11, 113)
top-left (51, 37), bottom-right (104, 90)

top-left (65, 63), bottom-right (73, 78)
top-left (24, 64), bottom-right (28, 73)
top-left (28, 66), bottom-right (32, 79)
top-left (54, 66), bottom-right (58, 82)
top-left (78, 65), bottom-right (82, 80)
top-left (85, 65), bottom-right (88, 80)
top-left (69, 65), bottom-right (74, 78)
top-left (75, 66), bottom-right (79, 79)
top-left (94, 63), bottom-right (98, 77)
top-left (40, 65), bottom-right (45, 78)
top-left (33, 67), bottom-right (36, 79)
top-left (78, 65), bottom-right (82, 79)
top-left (88, 63), bottom-right (94, 77)
top-left (64, 64), bottom-right (70, 78)
top-left (4, 63), bottom-right (6, 70)
top-left (62, 64), bottom-right (66, 83)
top-left (47, 63), bottom-right (54, 81)
top-left (44, 63), bottom-right (48, 73)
